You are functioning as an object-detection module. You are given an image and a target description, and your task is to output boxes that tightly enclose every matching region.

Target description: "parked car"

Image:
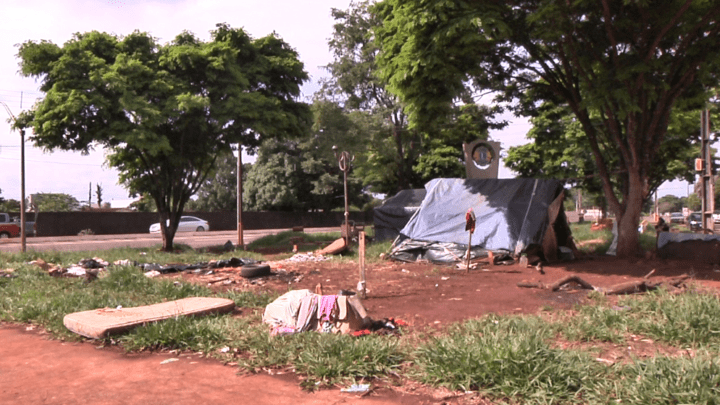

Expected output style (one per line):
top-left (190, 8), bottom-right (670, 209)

top-left (0, 223), bottom-right (20, 239)
top-left (713, 211), bottom-right (720, 223)
top-left (149, 216), bottom-right (209, 233)
top-left (688, 212), bottom-right (703, 232)
top-left (0, 213), bottom-right (34, 237)
top-left (669, 212), bottom-right (685, 223)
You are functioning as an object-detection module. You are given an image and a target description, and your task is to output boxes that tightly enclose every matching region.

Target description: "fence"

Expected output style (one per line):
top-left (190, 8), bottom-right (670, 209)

top-left (32, 210), bottom-right (374, 237)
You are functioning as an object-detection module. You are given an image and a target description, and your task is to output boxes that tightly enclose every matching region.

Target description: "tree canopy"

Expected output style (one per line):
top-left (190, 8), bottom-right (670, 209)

top-left (30, 193), bottom-right (80, 212)
top-left (322, 1), bottom-right (503, 194)
top-left (186, 151), bottom-right (247, 212)
top-left (17, 24), bottom-right (311, 250)
top-left (244, 100), bottom-right (371, 212)
top-left (375, 0), bottom-right (720, 256)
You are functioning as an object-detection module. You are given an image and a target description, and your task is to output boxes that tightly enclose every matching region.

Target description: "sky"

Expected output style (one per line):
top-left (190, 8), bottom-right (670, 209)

top-left (0, 0), bottom-right (689, 208)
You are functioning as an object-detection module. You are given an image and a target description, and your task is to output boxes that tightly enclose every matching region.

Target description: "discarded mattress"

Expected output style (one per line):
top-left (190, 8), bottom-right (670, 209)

top-left (389, 178), bottom-right (573, 263)
top-left (63, 297), bottom-right (236, 339)
top-left (263, 290), bottom-right (371, 335)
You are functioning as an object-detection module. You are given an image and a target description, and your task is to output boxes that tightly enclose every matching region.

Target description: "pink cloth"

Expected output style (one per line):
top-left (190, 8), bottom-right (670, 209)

top-left (317, 295), bottom-right (338, 322)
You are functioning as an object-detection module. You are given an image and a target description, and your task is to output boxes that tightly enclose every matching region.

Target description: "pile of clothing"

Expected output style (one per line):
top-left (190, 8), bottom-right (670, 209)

top-left (262, 289), bottom-right (371, 336)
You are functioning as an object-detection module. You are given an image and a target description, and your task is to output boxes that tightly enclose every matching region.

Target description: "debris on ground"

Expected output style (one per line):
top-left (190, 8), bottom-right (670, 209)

top-left (63, 297), bottom-right (236, 339)
top-left (263, 289), bottom-right (371, 336)
top-left (340, 384), bottom-right (371, 393)
top-left (282, 253), bottom-right (331, 263)
top-left (517, 273), bottom-right (690, 295)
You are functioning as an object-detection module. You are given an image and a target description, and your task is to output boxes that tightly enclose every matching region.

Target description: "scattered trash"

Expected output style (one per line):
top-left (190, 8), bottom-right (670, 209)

top-left (282, 253), bottom-right (330, 263)
top-left (0, 269), bottom-right (16, 278)
top-left (441, 276), bottom-right (450, 281)
top-left (160, 358), bottom-right (179, 365)
top-left (144, 270), bottom-right (161, 278)
top-left (263, 290), bottom-right (371, 336)
top-left (341, 384), bottom-right (370, 393)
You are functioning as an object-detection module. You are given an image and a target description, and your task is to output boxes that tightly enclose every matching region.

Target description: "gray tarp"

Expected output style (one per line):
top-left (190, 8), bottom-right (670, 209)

top-left (390, 178), bottom-right (571, 263)
top-left (373, 189), bottom-right (426, 241)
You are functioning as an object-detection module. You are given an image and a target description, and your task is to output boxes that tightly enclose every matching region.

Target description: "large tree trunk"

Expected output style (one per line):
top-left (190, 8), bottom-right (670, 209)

top-left (613, 170), bottom-right (645, 257)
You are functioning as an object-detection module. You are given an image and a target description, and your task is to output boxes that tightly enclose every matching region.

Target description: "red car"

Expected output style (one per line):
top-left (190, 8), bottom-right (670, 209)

top-left (0, 223), bottom-right (21, 239)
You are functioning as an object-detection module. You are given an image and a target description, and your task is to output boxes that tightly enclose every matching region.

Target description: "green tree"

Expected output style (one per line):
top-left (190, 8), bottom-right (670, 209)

top-left (0, 189), bottom-right (20, 212)
top-left (322, 1), bottom-right (421, 193)
top-left (375, 0), bottom-right (720, 257)
top-left (244, 100), bottom-right (369, 211)
top-left (687, 193), bottom-right (701, 212)
top-left (324, 1), bottom-right (503, 193)
top-left (31, 193), bottom-right (80, 212)
top-left (129, 193), bottom-right (157, 212)
top-left (187, 151), bottom-right (250, 212)
top-left (17, 25), bottom-right (311, 251)
top-left (505, 101), bottom-right (705, 217)
top-left (95, 184), bottom-right (103, 209)
top-left (658, 195), bottom-right (684, 214)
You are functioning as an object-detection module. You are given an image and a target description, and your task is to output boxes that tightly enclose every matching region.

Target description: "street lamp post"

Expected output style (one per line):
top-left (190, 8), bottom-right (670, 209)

top-left (333, 146), bottom-right (353, 246)
top-left (1, 101), bottom-right (26, 252)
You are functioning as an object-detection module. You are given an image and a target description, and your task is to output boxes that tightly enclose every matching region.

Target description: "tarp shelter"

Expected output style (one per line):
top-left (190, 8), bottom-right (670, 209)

top-left (373, 189), bottom-right (426, 241)
top-left (389, 178), bottom-right (573, 263)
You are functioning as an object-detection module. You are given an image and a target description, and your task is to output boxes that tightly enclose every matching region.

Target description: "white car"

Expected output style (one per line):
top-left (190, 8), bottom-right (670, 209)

top-left (149, 216), bottom-right (209, 233)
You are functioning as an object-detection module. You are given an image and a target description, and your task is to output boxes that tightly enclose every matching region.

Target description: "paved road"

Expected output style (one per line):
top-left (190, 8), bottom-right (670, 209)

top-left (0, 228), bottom-right (339, 253)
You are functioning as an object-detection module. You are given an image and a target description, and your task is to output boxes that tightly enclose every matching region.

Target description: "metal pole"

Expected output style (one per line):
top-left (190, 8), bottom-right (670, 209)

top-left (20, 129), bottom-right (26, 252)
top-left (343, 161), bottom-right (349, 245)
top-left (333, 146), bottom-right (353, 246)
top-left (237, 146), bottom-right (244, 249)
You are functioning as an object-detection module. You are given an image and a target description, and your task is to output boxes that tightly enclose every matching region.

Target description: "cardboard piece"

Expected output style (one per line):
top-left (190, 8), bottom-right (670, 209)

top-left (63, 297), bottom-right (236, 339)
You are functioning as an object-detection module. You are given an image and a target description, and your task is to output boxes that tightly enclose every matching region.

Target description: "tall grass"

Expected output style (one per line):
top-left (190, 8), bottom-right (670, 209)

top-left (561, 288), bottom-right (720, 348)
top-left (413, 315), bottom-right (601, 402)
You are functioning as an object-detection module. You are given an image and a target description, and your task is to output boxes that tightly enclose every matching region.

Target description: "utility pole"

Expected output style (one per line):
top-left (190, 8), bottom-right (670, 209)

top-left (1, 100), bottom-right (26, 252)
top-left (236, 145), bottom-right (244, 250)
top-left (700, 109), bottom-right (714, 232)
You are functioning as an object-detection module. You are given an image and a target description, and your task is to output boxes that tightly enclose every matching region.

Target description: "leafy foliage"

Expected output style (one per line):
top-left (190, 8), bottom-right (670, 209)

top-left (17, 25), bottom-right (311, 250)
top-left (187, 151), bottom-right (249, 212)
top-left (31, 192), bottom-right (80, 212)
top-left (244, 100), bottom-right (371, 212)
top-left (374, 0), bottom-right (720, 256)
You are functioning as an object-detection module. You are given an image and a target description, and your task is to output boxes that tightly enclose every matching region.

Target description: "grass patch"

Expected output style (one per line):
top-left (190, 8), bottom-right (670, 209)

top-left (413, 315), bottom-right (601, 402)
top-left (559, 288), bottom-right (720, 348)
top-left (246, 230), bottom-right (339, 251)
top-left (0, 265), bottom-right (212, 339)
top-left (586, 354), bottom-right (720, 404)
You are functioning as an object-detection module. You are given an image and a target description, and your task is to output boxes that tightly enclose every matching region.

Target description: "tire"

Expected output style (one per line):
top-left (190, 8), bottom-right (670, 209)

top-left (196, 226), bottom-right (206, 232)
top-left (0, 232), bottom-right (10, 239)
top-left (240, 264), bottom-right (271, 278)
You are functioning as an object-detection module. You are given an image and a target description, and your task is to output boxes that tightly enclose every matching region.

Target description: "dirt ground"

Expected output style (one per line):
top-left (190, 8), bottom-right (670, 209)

top-left (4, 245), bottom-right (720, 404)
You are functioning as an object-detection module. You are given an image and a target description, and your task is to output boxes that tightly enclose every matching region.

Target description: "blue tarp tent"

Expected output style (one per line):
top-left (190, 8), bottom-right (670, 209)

top-left (373, 189), bottom-right (426, 241)
top-left (389, 178), bottom-right (573, 263)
